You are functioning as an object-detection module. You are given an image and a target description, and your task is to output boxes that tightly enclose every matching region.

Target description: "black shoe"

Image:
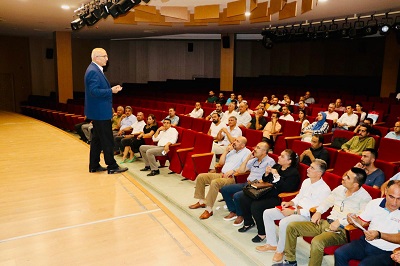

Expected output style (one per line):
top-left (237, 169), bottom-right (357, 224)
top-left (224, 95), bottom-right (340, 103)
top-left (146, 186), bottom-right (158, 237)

top-left (140, 166), bottom-right (151, 171)
top-left (147, 170), bottom-right (160, 176)
top-left (107, 166), bottom-right (128, 174)
top-left (89, 166), bottom-right (107, 173)
top-left (238, 223), bottom-right (255, 233)
top-left (252, 235), bottom-right (266, 243)
top-left (168, 171), bottom-right (175, 174)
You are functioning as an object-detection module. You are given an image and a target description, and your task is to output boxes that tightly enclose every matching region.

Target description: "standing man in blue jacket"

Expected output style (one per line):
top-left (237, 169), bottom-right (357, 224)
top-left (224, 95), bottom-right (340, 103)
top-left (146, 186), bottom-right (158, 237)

top-left (85, 48), bottom-right (128, 174)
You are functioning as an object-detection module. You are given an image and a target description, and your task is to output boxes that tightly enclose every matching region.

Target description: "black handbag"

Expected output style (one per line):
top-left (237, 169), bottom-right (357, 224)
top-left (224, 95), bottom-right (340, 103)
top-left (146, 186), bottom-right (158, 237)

top-left (242, 182), bottom-right (273, 200)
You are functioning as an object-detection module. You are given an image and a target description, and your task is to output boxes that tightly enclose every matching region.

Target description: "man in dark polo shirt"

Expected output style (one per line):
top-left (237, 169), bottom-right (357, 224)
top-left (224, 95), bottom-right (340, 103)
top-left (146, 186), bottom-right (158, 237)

top-left (299, 134), bottom-right (329, 166)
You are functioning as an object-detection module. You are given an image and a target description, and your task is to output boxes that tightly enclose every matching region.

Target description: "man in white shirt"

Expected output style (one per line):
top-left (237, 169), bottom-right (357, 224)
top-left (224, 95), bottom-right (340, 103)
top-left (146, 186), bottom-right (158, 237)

top-left (267, 97), bottom-right (282, 112)
top-left (335, 98), bottom-right (346, 112)
top-left (334, 180), bottom-right (400, 266)
top-left (278, 167), bottom-right (372, 266)
top-left (139, 118), bottom-right (178, 176)
top-left (208, 113), bottom-right (225, 139)
top-left (221, 102), bottom-right (238, 125)
top-left (325, 103), bottom-right (339, 122)
top-left (189, 136), bottom-right (251, 220)
top-left (336, 105), bottom-right (358, 130)
top-left (187, 102), bottom-right (204, 118)
top-left (209, 116), bottom-right (242, 170)
top-left (380, 172), bottom-right (400, 197)
top-left (280, 106), bottom-right (294, 121)
top-left (205, 103), bottom-right (224, 121)
top-left (257, 159), bottom-right (331, 263)
top-left (384, 121), bottom-right (400, 140)
top-left (237, 102), bottom-right (252, 126)
top-left (115, 112), bottom-right (146, 153)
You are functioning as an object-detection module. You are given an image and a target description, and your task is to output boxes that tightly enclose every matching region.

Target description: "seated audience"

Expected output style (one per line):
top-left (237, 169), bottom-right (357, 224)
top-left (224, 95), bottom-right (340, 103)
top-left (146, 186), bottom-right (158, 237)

top-left (334, 180), bottom-right (400, 266)
top-left (81, 122), bottom-right (93, 143)
top-left (75, 117), bottom-right (91, 143)
top-left (115, 112), bottom-right (145, 154)
top-left (221, 142), bottom-right (275, 226)
top-left (341, 124), bottom-right (375, 155)
top-left (115, 106), bottom-right (137, 136)
top-left (225, 93), bottom-right (236, 106)
top-left (221, 102), bottom-right (238, 125)
top-left (208, 113), bottom-right (225, 140)
top-left (336, 105), bottom-right (358, 130)
top-left (111, 106), bottom-right (125, 131)
top-left (280, 106), bottom-right (294, 121)
top-left (279, 167), bottom-right (372, 266)
top-left (354, 102), bottom-right (367, 121)
top-left (301, 112), bottom-right (329, 142)
top-left (187, 102), bottom-right (204, 118)
top-left (262, 96), bottom-right (270, 109)
top-left (325, 103), bottom-right (339, 122)
top-left (120, 114), bottom-right (158, 163)
top-left (237, 94), bottom-right (245, 105)
top-left (334, 98), bottom-right (346, 112)
top-left (354, 118), bottom-right (382, 136)
top-left (279, 94), bottom-right (294, 105)
top-left (354, 148), bottom-right (385, 189)
top-left (163, 107), bottom-right (180, 126)
top-left (216, 92), bottom-right (226, 105)
top-left (297, 100), bottom-right (308, 115)
top-left (267, 97), bottom-right (282, 112)
top-left (139, 118), bottom-right (178, 176)
top-left (210, 116), bottom-right (242, 170)
top-left (189, 137), bottom-right (251, 219)
top-left (237, 102), bottom-right (252, 127)
top-left (247, 108), bottom-right (267, 130)
top-left (385, 121), bottom-right (400, 140)
top-left (262, 112), bottom-right (281, 148)
top-left (238, 149), bottom-right (300, 243)
top-left (296, 109), bottom-right (309, 131)
top-left (300, 134), bottom-right (330, 166)
top-left (257, 159), bottom-right (331, 263)
top-left (304, 91), bottom-right (315, 105)
top-left (205, 103), bottom-right (224, 121)
top-left (205, 90), bottom-right (218, 103)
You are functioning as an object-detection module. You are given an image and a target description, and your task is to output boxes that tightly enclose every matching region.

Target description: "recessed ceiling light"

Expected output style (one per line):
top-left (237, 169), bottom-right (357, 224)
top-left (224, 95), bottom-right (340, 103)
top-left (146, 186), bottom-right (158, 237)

top-left (319, 0), bottom-right (328, 2)
top-left (61, 5), bottom-right (70, 10)
top-left (245, 11), bottom-right (251, 17)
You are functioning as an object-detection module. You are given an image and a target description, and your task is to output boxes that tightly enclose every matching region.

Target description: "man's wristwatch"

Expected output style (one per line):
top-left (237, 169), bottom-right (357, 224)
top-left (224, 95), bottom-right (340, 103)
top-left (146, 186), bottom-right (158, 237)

top-left (377, 231), bottom-right (381, 239)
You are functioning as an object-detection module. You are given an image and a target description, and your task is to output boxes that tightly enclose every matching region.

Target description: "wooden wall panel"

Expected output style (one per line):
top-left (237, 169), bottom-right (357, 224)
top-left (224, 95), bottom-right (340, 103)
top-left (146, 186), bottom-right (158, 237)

top-left (279, 1), bottom-right (297, 20)
top-left (114, 11), bottom-right (137, 24)
top-left (160, 6), bottom-right (189, 20)
top-left (55, 31), bottom-right (73, 103)
top-left (250, 1), bottom-right (269, 19)
top-left (269, 0), bottom-right (286, 14)
top-left (194, 5), bottom-right (220, 20)
top-left (227, 0), bottom-right (246, 17)
top-left (301, 0), bottom-right (313, 14)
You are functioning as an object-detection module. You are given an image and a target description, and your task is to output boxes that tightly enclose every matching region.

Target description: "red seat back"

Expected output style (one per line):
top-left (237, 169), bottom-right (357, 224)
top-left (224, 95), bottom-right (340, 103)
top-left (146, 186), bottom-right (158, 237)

top-left (378, 137), bottom-right (400, 162)
top-left (331, 152), bottom-right (361, 176)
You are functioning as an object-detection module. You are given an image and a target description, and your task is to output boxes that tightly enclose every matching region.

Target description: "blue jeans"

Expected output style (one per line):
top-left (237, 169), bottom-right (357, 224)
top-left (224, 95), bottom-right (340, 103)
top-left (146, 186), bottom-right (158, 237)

top-left (334, 236), bottom-right (393, 266)
top-left (220, 183), bottom-right (246, 216)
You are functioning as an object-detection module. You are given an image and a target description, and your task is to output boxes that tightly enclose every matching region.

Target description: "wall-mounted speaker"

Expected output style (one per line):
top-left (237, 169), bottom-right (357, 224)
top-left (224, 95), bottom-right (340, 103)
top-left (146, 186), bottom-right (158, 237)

top-left (46, 48), bottom-right (54, 59)
top-left (222, 36), bottom-right (230, 48)
top-left (188, 43), bottom-right (193, 52)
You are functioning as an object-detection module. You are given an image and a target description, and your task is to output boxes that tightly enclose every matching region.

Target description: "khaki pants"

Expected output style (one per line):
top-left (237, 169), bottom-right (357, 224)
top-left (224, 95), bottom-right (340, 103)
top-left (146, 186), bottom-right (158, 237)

top-left (285, 220), bottom-right (347, 266)
top-left (194, 173), bottom-right (235, 208)
top-left (139, 145), bottom-right (164, 170)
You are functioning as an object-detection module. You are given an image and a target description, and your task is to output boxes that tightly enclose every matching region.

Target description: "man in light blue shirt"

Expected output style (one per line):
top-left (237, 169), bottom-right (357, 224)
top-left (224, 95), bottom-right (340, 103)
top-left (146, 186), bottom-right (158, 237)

top-left (384, 121), bottom-right (400, 140)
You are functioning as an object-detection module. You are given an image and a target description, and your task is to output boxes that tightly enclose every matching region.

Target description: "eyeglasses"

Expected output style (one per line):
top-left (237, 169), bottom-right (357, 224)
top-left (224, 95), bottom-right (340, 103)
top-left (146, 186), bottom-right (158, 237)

top-left (340, 200), bottom-right (344, 212)
top-left (96, 55), bottom-right (108, 58)
top-left (252, 160), bottom-right (262, 168)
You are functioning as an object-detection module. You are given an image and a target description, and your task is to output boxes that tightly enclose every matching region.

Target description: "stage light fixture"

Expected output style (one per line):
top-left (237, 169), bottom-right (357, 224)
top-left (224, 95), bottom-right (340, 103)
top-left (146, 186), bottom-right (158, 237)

top-left (340, 19), bottom-right (351, 37)
top-left (102, 1), bottom-right (113, 18)
top-left (363, 16), bottom-right (378, 36)
top-left (84, 13), bottom-right (100, 26)
top-left (262, 36), bottom-right (273, 49)
top-left (108, 1), bottom-right (121, 18)
top-left (315, 22), bottom-right (327, 39)
top-left (326, 20), bottom-right (341, 39)
top-left (305, 25), bottom-right (316, 40)
top-left (117, 0), bottom-right (141, 14)
top-left (379, 13), bottom-right (392, 35)
top-left (92, 4), bottom-right (106, 19)
top-left (71, 17), bottom-right (86, 30)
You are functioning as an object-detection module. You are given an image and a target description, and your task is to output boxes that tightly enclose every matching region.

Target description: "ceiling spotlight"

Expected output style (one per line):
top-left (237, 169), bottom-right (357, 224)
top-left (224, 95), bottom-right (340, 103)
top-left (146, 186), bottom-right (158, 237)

top-left (379, 13), bottom-right (393, 35)
top-left (92, 4), bottom-right (106, 19)
top-left (84, 13), bottom-right (100, 26)
top-left (102, 1), bottom-right (113, 18)
top-left (71, 17), bottom-right (85, 30)
top-left (262, 36), bottom-right (273, 49)
top-left (326, 20), bottom-right (341, 39)
top-left (116, 0), bottom-right (141, 14)
top-left (315, 22), bottom-right (327, 39)
top-left (108, 1), bottom-right (122, 18)
top-left (348, 18), bottom-right (365, 38)
top-left (340, 19), bottom-right (351, 38)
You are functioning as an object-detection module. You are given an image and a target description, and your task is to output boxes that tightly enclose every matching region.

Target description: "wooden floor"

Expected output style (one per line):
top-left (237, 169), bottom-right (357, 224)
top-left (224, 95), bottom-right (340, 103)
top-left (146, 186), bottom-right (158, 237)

top-left (0, 111), bottom-right (222, 266)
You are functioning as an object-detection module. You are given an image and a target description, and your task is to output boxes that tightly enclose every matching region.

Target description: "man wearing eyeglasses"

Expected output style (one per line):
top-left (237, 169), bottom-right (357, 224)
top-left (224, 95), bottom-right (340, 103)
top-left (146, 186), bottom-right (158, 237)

top-left (384, 121), bottom-right (400, 140)
top-left (341, 125), bottom-right (375, 155)
top-left (85, 48), bottom-right (127, 174)
top-left (334, 180), bottom-right (400, 266)
top-left (277, 167), bottom-right (372, 266)
top-left (139, 118), bottom-right (178, 176)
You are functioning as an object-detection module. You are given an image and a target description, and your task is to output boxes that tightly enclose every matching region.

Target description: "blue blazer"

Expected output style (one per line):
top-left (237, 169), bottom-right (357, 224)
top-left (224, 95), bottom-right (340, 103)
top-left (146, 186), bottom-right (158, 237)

top-left (84, 62), bottom-right (113, 120)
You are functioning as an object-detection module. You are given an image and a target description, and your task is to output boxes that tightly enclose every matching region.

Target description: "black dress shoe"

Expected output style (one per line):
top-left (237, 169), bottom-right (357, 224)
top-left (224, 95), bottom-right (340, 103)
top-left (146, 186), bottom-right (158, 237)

top-left (168, 171), bottom-right (175, 174)
top-left (238, 223), bottom-right (255, 233)
top-left (107, 166), bottom-right (128, 174)
top-left (147, 170), bottom-right (160, 176)
top-left (140, 166), bottom-right (151, 171)
top-left (89, 166), bottom-right (107, 173)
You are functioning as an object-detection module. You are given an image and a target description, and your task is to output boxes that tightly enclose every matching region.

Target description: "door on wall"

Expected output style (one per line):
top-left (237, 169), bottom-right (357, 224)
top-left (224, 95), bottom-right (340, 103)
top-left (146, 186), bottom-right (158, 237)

top-left (0, 73), bottom-right (15, 112)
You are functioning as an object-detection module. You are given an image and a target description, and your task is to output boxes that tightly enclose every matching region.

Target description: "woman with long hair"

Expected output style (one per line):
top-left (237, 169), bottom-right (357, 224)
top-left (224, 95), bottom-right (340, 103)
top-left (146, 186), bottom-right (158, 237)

top-left (238, 149), bottom-right (300, 243)
top-left (297, 109), bottom-right (310, 131)
top-left (121, 114), bottom-right (158, 163)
